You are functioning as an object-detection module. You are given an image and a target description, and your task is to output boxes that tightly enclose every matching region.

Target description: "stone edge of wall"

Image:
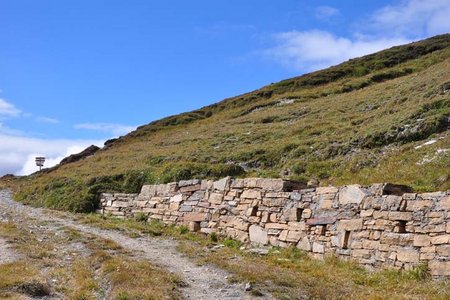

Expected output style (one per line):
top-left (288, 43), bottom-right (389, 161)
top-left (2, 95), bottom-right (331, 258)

top-left (98, 177), bottom-right (450, 278)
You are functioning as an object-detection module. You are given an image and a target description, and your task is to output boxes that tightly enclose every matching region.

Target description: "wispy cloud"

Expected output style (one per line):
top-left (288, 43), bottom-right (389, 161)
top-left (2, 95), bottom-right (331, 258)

top-left (0, 99), bottom-right (21, 117)
top-left (369, 0), bottom-right (450, 37)
top-left (264, 30), bottom-right (409, 72)
top-left (263, 0), bottom-right (450, 72)
top-left (74, 122), bottom-right (136, 136)
top-left (315, 6), bottom-right (340, 20)
top-left (35, 116), bottom-right (60, 124)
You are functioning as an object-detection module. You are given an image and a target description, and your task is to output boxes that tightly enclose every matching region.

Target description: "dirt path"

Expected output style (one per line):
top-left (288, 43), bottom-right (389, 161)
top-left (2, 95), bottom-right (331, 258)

top-left (0, 190), bottom-right (271, 300)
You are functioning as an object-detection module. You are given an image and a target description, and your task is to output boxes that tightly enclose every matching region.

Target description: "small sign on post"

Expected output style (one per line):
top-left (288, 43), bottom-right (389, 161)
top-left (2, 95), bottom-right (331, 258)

top-left (35, 157), bottom-right (45, 171)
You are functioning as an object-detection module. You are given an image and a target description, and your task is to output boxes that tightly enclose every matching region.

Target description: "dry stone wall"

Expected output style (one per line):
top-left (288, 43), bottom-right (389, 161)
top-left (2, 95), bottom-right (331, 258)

top-left (98, 177), bottom-right (450, 277)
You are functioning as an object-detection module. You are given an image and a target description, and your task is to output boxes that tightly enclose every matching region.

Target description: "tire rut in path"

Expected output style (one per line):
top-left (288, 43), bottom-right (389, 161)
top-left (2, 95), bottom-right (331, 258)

top-left (0, 191), bottom-right (272, 300)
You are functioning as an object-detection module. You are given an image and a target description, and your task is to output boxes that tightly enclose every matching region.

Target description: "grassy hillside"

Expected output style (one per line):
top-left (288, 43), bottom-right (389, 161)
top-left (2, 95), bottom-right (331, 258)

top-left (5, 34), bottom-right (450, 212)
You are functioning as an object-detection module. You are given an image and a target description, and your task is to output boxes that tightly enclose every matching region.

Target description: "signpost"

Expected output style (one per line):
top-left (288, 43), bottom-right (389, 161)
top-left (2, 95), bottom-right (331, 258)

top-left (35, 157), bottom-right (45, 171)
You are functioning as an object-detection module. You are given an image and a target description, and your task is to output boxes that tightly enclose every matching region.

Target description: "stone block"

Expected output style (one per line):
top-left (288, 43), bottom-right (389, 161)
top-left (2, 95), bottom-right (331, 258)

top-left (213, 177), bottom-right (230, 191)
top-left (249, 225), bottom-right (268, 245)
top-left (380, 233), bottom-right (413, 246)
top-left (360, 209), bottom-right (374, 217)
top-left (339, 185), bottom-right (368, 205)
top-left (179, 184), bottom-right (201, 193)
top-left (319, 199), bottom-right (333, 209)
top-left (302, 209), bottom-right (312, 219)
top-left (265, 223), bottom-right (289, 230)
top-left (287, 221), bottom-right (306, 231)
top-left (431, 235), bottom-right (450, 245)
top-left (241, 189), bottom-right (262, 199)
top-left (258, 178), bottom-right (286, 191)
top-left (183, 213), bottom-right (209, 222)
top-left (316, 186), bottom-right (338, 194)
top-left (312, 242), bottom-right (325, 253)
top-left (178, 179), bottom-right (201, 187)
top-left (297, 236), bottom-right (311, 251)
top-left (381, 195), bottom-right (403, 211)
top-left (112, 201), bottom-right (129, 208)
top-left (230, 179), bottom-right (244, 188)
top-left (413, 235), bottom-right (431, 247)
top-left (306, 217), bottom-right (336, 226)
top-left (201, 179), bottom-right (214, 190)
top-left (388, 211), bottom-right (412, 221)
top-left (230, 218), bottom-right (250, 231)
top-left (337, 219), bottom-right (364, 231)
top-left (262, 197), bottom-right (287, 207)
top-left (170, 194), bottom-right (183, 203)
top-left (179, 205), bottom-right (193, 212)
top-left (439, 196), bottom-right (450, 210)
top-left (188, 191), bottom-right (205, 201)
top-left (286, 231), bottom-right (303, 243)
top-left (225, 228), bottom-right (248, 242)
top-left (436, 245), bottom-right (450, 256)
top-left (396, 249), bottom-right (420, 263)
top-left (406, 200), bottom-right (433, 211)
top-left (278, 230), bottom-right (288, 241)
top-left (208, 193), bottom-right (224, 204)
top-left (169, 202), bottom-right (180, 211)
top-left (420, 192), bottom-right (445, 200)
top-left (429, 261), bottom-right (450, 276)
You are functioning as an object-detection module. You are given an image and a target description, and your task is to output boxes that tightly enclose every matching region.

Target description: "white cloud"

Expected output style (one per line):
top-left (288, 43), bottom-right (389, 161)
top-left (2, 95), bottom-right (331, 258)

top-left (36, 116), bottom-right (60, 124)
top-left (370, 0), bottom-right (450, 36)
top-left (74, 122), bottom-right (136, 136)
top-left (315, 6), bottom-right (340, 20)
top-left (265, 30), bottom-right (409, 72)
top-left (0, 133), bottom-right (103, 175)
top-left (264, 0), bottom-right (450, 72)
top-left (0, 99), bottom-right (21, 117)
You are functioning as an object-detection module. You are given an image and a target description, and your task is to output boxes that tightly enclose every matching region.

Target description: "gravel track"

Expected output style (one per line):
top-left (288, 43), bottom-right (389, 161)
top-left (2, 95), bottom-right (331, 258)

top-left (0, 190), bottom-right (272, 300)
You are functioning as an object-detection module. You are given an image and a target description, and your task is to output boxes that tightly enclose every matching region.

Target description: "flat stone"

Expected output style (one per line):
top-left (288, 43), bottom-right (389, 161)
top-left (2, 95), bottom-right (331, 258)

top-left (213, 177), bottom-right (230, 191)
top-left (286, 231), bottom-right (303, 243)
top-left (179, 205), bottom-right (193, 212)
top-left (306, 217), bottom-right (336, 226)
top-left (170, 194), bottom-right (183, 203)
top-left (431, 235), bottom-right (450, 245)
top-left (249, 225), bottom-right (268, 245)
top-left (380, 232), bottom-right (414, 246)
top-left (396, 249), bottom-right (420, 263)
top-left (208, 193), bottom-right (224, 204)
top-left (429, 261), bottom-right (450, 276)
top-left (388, 211), bottom-right (412, 221)
top-left (178, 179), bottom-right (201, 187)
top-left (413, 235), bottom-right (431, 247)
top-left (312, 242), bottom-right (324, 253)
top-left (337, 219), bottom-right (363, 231)
top-left (439, 195), bottom-right (450, 210)
top-left (339, 185), bottom-right (368, 205)
top-left (241, 190), bottom-right (262, 199)
top-left (297, 236), bottom-right (311, 251)
top-left (183, 213), bottom-right (209, 222)
top-left (316, 186), bottom-right (338, 194)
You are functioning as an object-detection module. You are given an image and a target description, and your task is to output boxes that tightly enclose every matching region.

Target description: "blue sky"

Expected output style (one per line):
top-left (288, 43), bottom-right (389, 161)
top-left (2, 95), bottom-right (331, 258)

top-left (0, 0), bottom-right (449, 175)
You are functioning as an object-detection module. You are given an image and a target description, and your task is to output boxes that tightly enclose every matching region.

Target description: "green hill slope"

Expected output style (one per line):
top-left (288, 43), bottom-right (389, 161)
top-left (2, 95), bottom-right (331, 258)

top-left (6, 34), bottom-right (450, 212)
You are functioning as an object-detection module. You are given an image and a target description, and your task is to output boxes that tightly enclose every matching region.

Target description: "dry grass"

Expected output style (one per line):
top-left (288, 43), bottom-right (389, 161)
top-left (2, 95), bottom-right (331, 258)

top-left (177, 239), bottom-right (450, 300)
top-left (101, 256), bottom-right (182, 300)
top-left (0, 220), bottom-right (182, 299)
top-left (76, 214), bottom-right (450, 300)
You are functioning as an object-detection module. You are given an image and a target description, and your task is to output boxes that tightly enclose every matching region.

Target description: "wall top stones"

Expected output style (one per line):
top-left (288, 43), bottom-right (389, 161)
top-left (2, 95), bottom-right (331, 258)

top-left (99, 177), bottom-right (450, 278)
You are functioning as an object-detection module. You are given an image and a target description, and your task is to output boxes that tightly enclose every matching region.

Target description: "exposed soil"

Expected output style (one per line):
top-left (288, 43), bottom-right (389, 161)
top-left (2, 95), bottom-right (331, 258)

top-left (0, 190), bottom-right (272, 299)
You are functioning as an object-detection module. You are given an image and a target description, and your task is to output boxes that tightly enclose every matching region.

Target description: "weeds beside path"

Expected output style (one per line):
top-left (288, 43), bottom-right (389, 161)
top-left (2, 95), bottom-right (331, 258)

top-left (0, 190), bottom-right (262, 300)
